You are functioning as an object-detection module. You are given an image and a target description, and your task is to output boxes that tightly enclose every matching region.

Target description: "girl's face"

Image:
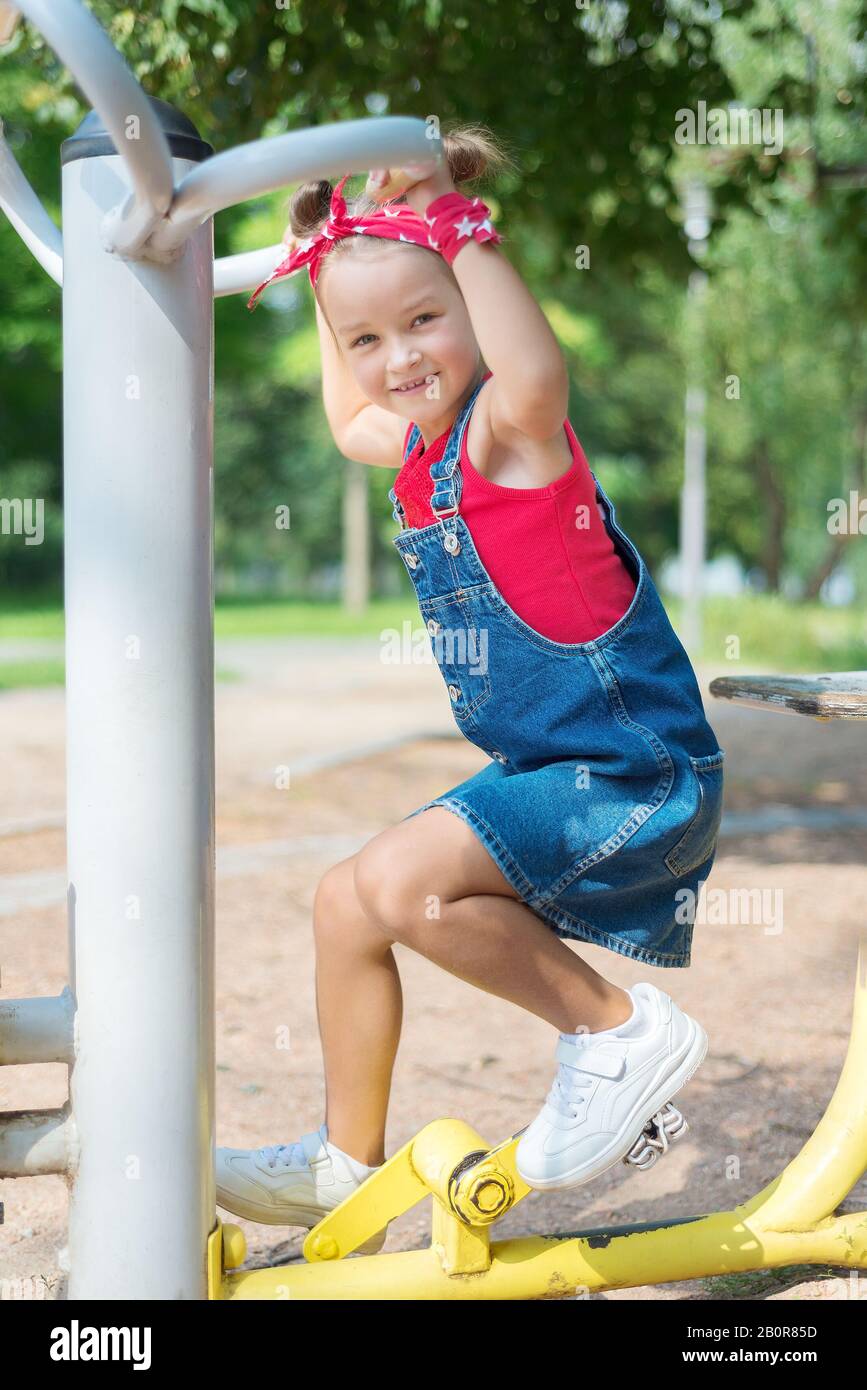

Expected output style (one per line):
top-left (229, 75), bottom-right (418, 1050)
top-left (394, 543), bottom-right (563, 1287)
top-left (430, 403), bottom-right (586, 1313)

top-left (320, 245), bottom-right (481, 425)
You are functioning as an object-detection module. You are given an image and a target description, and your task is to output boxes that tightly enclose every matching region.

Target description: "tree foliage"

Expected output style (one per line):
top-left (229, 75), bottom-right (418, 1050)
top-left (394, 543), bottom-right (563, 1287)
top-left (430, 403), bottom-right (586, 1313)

top-left (0, 0), bottom-right (864, 601)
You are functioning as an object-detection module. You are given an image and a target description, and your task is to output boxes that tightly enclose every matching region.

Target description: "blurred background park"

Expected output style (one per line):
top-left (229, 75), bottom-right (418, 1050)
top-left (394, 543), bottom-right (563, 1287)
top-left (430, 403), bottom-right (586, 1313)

top-left (1, 0), bottom-right (865, 683)
top-left (3, 0), bottom-right (867, 1299)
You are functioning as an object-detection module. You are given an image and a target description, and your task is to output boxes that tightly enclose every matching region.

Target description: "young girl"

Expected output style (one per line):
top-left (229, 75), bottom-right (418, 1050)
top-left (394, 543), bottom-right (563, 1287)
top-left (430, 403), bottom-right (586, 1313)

top-left (216, 126), bottom-right (725, 1253)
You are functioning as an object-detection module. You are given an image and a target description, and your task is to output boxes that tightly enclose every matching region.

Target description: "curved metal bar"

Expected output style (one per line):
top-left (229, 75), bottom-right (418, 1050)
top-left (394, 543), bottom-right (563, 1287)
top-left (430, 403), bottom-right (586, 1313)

top-left (13, 0), bottom-right (174, 258)
top-left (5, 2), bottom-right (444, 275)
top-left (0, 120), bottom-right (63, 284)
top-left (214, 244), bottom-right (290, 299)
top-left (148, 116), bottom-right (443, 259)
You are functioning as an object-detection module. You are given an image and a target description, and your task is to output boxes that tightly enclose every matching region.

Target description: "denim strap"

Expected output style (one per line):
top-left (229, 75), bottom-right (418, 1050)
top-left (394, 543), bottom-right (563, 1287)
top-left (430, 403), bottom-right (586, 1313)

top-left (428, 377), bottom-right (487, 520)
top-left (389, 380), bottom-right (488, 529)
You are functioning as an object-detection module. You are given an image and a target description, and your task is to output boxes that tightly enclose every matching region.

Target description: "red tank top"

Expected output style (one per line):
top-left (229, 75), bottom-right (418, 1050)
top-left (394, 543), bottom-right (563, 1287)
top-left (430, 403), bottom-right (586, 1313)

top-left (393, 387), bottom-right (637, 644)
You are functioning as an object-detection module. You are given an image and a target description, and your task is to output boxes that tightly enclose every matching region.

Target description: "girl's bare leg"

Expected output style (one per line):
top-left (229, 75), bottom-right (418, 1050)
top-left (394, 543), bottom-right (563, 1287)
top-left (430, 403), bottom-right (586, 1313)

top-left (312, 855), bottom-right (401, 1167)
top-left (315, 808), bottom-right (633, 1163)
top-left (352, 807), bottom-right (634, 1038)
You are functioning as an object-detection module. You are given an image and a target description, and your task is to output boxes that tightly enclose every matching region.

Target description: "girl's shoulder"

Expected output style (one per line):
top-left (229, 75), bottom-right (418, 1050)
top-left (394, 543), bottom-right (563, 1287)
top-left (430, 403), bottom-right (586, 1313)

top-left (464, 380), bottom-right (579, 492)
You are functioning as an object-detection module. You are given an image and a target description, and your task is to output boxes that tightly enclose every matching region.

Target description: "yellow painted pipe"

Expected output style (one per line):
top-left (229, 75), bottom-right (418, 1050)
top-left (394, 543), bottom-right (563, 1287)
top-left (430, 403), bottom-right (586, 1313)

top-left (737, 932), bottom-right (867, 1230)
top-left (221, 1208), bottom-right (867, 1300)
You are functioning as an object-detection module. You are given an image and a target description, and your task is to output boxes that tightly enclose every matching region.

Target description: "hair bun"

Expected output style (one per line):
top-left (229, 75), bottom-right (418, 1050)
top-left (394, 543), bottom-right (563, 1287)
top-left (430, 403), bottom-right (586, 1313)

top-left (441, 123), bottom-right (517, 187)
top-left (286, 179), bottom-right (333, 240)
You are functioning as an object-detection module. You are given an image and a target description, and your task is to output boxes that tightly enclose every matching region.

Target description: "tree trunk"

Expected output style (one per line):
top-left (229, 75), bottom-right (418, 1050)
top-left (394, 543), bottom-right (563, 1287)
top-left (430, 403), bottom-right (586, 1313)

top-left (754, 439), bottom-right (786, 592)
top-left (342, 459), bottom-right (369, 612)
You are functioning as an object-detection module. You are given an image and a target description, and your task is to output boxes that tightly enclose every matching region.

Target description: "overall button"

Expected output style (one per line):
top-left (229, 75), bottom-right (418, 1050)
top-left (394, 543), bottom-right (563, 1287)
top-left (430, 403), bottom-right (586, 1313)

top-left (447, 684), bottom-right (461, 701)
top-left (403, 553), bottom-right (419, 570)
top-left (491, 750), bottom-right (508, 764)
top-left (426, 618), bottom-right (442, 635)
top-left (443, 533), bottom-right (461, 554)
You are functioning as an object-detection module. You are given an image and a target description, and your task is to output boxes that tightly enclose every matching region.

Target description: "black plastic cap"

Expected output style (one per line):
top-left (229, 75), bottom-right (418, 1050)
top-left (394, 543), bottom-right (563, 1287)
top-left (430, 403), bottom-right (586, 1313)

top-left (60, 96), bottom-right (213, 166)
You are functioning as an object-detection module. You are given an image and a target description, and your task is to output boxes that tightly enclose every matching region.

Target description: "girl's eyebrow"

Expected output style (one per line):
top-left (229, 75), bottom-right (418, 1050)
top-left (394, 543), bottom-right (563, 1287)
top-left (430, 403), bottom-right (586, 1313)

top-left (339, 296), bottom-right (438, 336)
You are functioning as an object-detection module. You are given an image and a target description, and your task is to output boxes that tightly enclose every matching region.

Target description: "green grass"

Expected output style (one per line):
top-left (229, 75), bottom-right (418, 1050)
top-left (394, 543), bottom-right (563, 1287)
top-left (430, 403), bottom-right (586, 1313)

top-left (700, 1264), bottom-right (847, 1300)
top-left (0, 590), bottom-right (66, 639)
top-left (0, 591), bottom-right (864, 688)
top-left (212, 595), bottom-right (424, 638)
top-left (0, 660), bottom-right (66, 690)
top-left (672, 593), bottom-right (867, 673)
top-left (0, 592), bottom-right (420, 641)
top-left (0, 661), bottom-right (242, 691)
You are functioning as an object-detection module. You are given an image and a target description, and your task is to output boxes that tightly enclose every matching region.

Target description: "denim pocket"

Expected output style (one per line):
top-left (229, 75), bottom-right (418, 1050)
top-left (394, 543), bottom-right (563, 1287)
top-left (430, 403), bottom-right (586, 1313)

top-left (663, 749), bottom-right (725, 877)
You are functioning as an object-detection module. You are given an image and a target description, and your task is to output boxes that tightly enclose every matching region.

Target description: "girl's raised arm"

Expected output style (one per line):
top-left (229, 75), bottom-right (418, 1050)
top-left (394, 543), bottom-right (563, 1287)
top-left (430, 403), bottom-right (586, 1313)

top-left (404, 174), bottom-right (570, 443)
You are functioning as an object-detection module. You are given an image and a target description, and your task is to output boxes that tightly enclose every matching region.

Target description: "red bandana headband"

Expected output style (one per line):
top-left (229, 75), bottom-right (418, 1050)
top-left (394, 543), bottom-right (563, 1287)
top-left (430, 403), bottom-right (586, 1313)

top-left (246, 172), bottom-right (502, 311)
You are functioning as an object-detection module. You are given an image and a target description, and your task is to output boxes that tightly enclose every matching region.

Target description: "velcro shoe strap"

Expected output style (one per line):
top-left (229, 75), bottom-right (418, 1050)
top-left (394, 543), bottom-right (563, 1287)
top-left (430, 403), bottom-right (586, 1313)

top-left (555, 1039), bottom-right (625, 1078)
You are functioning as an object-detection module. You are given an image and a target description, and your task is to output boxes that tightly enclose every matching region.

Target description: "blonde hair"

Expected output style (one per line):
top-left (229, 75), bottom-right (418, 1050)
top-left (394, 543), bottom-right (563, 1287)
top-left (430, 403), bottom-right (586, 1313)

top-left (284, 123), bottom-right (517, 313)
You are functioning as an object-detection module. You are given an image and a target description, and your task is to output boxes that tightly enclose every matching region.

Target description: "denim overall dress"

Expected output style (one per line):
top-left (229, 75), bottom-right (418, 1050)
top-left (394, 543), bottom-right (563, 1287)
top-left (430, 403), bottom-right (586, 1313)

top-left (387, 378), bottom-right (726, 968)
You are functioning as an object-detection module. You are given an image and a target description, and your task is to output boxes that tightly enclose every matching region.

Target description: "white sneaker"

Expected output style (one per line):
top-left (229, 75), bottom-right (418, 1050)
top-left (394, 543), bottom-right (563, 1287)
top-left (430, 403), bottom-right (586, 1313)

top-left (516, 983), bottom-right (707, 1191)
top-left (216, 1123), bottom-right (388, 1255)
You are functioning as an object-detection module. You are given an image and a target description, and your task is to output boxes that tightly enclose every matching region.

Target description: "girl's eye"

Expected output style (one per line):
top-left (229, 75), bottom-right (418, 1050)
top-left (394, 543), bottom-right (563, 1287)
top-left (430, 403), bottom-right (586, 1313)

top-left (351, 314), bottom-right (435, 348)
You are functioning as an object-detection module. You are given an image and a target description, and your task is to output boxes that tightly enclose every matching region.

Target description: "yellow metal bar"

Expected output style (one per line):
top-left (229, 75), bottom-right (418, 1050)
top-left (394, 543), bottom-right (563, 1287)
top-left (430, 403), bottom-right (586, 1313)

top-left (738, 929), bottom-right (867, 1230)
top-left (303, 1118), bottom-right (530, 1261)
top-left (303, 1129), bottom-right (429, 1262)
top-left (220, 1207), bottom-right (867, 1299)
top-left (431, 1198), bottom-right (492, 1275)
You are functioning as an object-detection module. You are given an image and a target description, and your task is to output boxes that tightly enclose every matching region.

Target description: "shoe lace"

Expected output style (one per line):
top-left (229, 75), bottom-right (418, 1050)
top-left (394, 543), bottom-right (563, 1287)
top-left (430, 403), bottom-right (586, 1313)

top-left (547, 1054), bottom-right (597, 1119)
top-left (259, 1139), bottom-right (309, 1170)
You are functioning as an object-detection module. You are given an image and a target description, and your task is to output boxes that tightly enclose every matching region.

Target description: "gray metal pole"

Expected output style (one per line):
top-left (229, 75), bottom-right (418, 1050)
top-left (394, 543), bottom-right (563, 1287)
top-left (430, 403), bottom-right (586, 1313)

top-left (1, 0), bottom-right (443, 1301)
top-left (681, 268), bottom-right (708, 656)
top-left (61, 104), bottom-right (216, 1300)
top-left (678, 177), bottom-right (712, 658)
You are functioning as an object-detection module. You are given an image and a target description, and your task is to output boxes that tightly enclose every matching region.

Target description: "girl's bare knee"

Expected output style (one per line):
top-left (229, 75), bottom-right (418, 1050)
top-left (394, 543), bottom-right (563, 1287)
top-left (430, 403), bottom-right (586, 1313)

top-left (354, 839), bottom-right (437, 946)
top-left (314, 854), bottom-right (394, 949)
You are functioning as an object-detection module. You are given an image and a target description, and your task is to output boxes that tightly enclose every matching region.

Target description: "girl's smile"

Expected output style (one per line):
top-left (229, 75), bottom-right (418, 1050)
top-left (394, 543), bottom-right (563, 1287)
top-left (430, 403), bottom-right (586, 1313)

top-left (391, 372), bottom-right (440, 394)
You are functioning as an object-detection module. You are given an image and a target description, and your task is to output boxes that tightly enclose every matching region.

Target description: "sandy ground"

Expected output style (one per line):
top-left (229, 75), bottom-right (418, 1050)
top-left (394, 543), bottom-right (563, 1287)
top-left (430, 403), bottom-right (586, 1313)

top-left (2, 639), bottom-right (867, 1301)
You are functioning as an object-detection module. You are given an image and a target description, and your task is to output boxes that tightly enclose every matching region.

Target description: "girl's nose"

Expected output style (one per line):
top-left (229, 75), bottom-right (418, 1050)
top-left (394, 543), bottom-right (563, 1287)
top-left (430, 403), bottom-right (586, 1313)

top-left (388, 347), bottom-right (422, 373)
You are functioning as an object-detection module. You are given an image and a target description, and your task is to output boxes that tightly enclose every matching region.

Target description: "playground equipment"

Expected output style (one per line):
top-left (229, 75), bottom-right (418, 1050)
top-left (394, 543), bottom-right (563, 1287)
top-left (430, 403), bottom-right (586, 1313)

top-left (206, 673), bottom-right (867, 1300)
top-left (0, 0), bottom-right (442, 1301)
top-left (2, 0), bottom-right (867, 1301)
